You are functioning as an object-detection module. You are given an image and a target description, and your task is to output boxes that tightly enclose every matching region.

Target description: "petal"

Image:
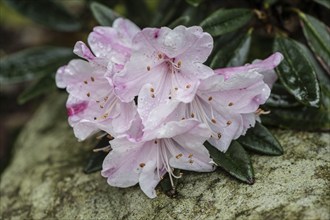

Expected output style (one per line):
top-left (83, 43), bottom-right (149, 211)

top-left (139, 159), bottom-right (160, 199)
top-left (55, 65), bottom-right (67, 88)
top-left (214, 52), bottom-right (283, 87)
top-left (101, 137), bottom-right (146, 187)
top-left (112, 18), bottom-right (141, 40)
top-left (112, 101), bottom-right (138, 134)
top-left (73, 41), bottom-right (95, 61)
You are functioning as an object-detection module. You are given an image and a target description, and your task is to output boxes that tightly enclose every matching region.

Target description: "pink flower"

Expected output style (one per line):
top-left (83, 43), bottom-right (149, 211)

top-left (56, 18), bottom-right (140, 140)
top-left (137, 53), bottom-right (283, 152)
top-left (101, 119), bottom-right (215, 198)
top-left (113, 26), bottom-right (214, 104)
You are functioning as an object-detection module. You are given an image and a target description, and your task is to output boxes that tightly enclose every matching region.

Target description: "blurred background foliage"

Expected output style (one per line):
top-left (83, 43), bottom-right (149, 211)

top-left (0, 0), bottom-right (329, 182)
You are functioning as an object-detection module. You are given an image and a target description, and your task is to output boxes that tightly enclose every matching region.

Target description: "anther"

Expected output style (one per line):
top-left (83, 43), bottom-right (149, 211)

top-left (211, 118), bottom-right (217, 124)
top-left (100, 105), bottom-right (104, 109)
top-left (103, 113), bottom-right (108, 119)
top-left (147, 66), bottom-right (151, 71)
top-left (86, 92), bottom-right (90, 97)
top-left (208, 96), bottom-right (213, 101)
top-left (139, 163), bottom-right (145, 168)
top-left (91, 77), bottom-right (95, 82)
top-left (188, 154), bottom-right (193, 158)
top-left (191, 113), bottom-right (195, 118)
top-left (176, 153), bottom-right (183, 159)
top-left (84, 81), bottom-right (88, 84)
top-left (150, 87), bottom-right (155, 93)
top-left (227, 120), bottom-right (232, 125)
top-left (177, 61), bottom-right (182, 68)
top-left (228, 102), bottom-right (234, 106)
top-left (186, 84), bottom-right (191, 89)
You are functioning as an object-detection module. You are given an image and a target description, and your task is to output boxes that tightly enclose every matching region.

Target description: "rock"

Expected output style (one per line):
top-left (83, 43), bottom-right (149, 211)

top-left (1, 92), bottom-right (329, 220)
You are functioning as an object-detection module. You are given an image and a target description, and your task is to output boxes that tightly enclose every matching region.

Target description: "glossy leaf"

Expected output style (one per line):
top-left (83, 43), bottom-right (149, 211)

top-left (0, 47), bottom-right (73, 84)
top-left (298, 12), bottom-right (330, 73)
top-left (313, 0), bottom-right (330, 9)
top-left (18, 75), bottom-right (55, 104)
top-left (123, 0), bottom-right (151, 26)
top-left (159, 169), bottom-right (180, 198)
top-left (211, 29), bottom-right (252, 68)
top-left (200, 8), bottom-right (253, 37)
top-left (84, 136), bottom-right (111, 174)
top-left (266, 84), bottom-right (301, 108)
top-left (273, 37), bottom-right (320, 107)
top-left (204, 141), bottom-right (254, 184)
top-left (238, 122), bottom-right (283, 155)
top-left (186, 0), bottom-right (203, 7)
top-left (90, 2), bottom-right (119, 26)
top-left (3, 0), bottom-right (81, 32)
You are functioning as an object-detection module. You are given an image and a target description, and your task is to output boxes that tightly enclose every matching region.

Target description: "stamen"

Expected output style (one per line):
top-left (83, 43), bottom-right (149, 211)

top-left (211, 118), bottom-right (217, 124)
top-left (93, 145), bottom-right (111, 152)
top-left (150, 87), bottom-right (155, 93)
top-left (177, 61), bottom-right (182, 68)
top-left (102, 113), bottom-right (109, 119)
top-left (188, 154), bottom-right (193, 158)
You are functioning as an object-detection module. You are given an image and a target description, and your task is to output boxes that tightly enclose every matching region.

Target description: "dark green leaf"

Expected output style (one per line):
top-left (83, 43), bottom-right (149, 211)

top-left (84, 136), bottom-right (111, 174)
top-left (0, 47), bottom-right (73, 84)
top-left (238, 122), bottom-right (283, 156)
top-left (18, 75), bottom-right (55, 104)
top-left (298, 12), bottom-right (330, 73)
top-left (266, 83), bottom-right (301, 108)
top-left (123, 0), bottom-right (151, 26)
top-left (273, 37), bottom-right (320, 107)
top-left (204, 141), bottom-right (254, 184)
top-left (151, 0), bottom-right (183, 27)
top-left (159, 169), bottom-right (180, 198)
top-left (3, 0), bottom-right (81, 32)
top-left (186, 0), bottom-right (203, 7)
top-left (313, 0), bottom-right (330, 9)
top-left (211, 29), bottom-right (252, 68)
top-left (168, 16), bottom-right (191, 29)
top-left (200, 8), bottom-right (253, 37)
top-left (90, 2), bottom-right (119, 26)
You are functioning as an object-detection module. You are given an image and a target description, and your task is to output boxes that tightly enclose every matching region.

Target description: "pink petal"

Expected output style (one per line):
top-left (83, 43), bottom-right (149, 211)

top-left (73, 41), bottom-right (95, 61)
top-left (138, 159), bottom-right (160, 198)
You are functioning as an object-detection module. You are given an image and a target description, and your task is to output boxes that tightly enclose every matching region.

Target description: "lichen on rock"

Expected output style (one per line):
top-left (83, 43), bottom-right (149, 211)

top-left (1, 92), bottom-right (329, 220)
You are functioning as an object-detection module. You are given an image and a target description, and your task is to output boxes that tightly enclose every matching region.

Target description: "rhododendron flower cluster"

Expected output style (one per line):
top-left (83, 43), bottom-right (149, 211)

top-left (56, 18), bottom-right (283, 198)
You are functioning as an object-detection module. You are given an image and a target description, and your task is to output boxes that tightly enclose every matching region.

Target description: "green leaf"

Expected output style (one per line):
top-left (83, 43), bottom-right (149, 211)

top-left (3, 0), bottom-right (81, 32)
top-left (210, 29), bottom-right (252, 68)
top-left (90, 2), bottom-right (119, 26)
top-left (18, 75), bottom-right (55, 104)
top-left (200, 8), bottom-right (253, 37)
top-left (204, 141), bottom-right (254, 184)
top-left (273, 37), bottom-right (320, 107)
top-left (168, 15), bottom-right (190, 29)
top-left (123, 0), bottom-right (151, 26)
top-left (298, 12), bottom-right (330, 73)
top-left (313, 0), bottom-right (330, 9)
top-left (159, 169), bottom-right (180, 198)
top-left (0, 47), bottom-right (73, 84)
top-left (266, 84), bottom-right (301, 108)
top-left (238, 122), bottom-right (283, 156)
top-left (84, 136), bottom-right (111, 174)
top-left (186, 0), bottom-right (203, 7)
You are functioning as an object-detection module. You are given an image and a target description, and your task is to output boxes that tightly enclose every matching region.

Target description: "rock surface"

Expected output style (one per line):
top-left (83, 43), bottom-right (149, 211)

top-left (1, 93), bottom-right (329, 220)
